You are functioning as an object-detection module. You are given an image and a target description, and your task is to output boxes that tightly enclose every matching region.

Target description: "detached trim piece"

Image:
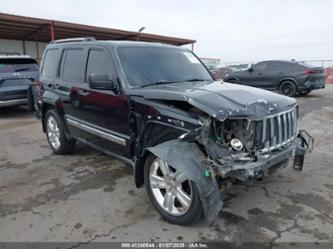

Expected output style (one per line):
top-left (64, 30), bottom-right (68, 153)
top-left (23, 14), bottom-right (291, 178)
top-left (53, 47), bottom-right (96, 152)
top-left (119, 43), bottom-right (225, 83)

top-left (65, 116), bottom-right (127, 146)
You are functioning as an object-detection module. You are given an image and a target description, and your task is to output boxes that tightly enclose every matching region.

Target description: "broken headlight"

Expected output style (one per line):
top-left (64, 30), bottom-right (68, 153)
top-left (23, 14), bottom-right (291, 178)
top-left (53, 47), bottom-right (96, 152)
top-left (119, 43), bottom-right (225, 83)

top-left (213, 119), bottom-right (256, 152)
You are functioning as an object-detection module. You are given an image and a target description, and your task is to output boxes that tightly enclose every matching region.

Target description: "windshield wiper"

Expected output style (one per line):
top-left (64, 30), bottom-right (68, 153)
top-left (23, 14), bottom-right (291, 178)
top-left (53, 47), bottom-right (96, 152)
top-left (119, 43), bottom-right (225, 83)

top-left (185, 79), bottom-right (215, 85)
top-left (141, 80), bottom-right (180, 88)
top-left (184, 78), bottom-right (211, 82)
top-left (141, 79), bottom-right (212, 88)
top-left (15, 68), bottom-right (31, 72)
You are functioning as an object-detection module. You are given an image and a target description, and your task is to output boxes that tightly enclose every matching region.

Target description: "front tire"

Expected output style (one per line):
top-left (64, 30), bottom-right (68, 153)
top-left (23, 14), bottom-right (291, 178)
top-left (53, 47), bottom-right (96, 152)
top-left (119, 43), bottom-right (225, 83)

top-left (144, 154), bottom-right (203, 225)
top-left (279, 81), bottom-right (297, 97)
top-left (45, 109), bottom-right (76, 154)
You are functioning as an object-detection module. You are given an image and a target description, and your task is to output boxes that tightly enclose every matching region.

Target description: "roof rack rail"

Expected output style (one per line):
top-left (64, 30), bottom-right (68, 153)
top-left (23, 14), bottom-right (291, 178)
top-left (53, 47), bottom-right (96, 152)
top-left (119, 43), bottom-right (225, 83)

top-left (0, 51), bottom-right (21, 55)
top-left (51, 37), bottom-right (96, 44)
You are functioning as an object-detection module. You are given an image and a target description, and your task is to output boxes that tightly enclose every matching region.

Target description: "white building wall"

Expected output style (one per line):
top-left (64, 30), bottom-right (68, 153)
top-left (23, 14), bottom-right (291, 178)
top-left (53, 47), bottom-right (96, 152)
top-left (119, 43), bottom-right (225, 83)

top-left (0, 39), bottom-right (24, 54)
top-left (0, 38), bottom-right (48, 62)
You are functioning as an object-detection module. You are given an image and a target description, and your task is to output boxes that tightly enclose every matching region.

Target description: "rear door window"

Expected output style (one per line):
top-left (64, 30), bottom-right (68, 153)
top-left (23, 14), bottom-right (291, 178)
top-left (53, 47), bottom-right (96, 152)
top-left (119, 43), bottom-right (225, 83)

top-left (86, 49), bottom-right (113, 80)
top-left (0, 58), bottom-right (38, 74)
top-left (42, 49), bottom-right (58, 77)
top-left (60, 49), bottom-right (85, 82)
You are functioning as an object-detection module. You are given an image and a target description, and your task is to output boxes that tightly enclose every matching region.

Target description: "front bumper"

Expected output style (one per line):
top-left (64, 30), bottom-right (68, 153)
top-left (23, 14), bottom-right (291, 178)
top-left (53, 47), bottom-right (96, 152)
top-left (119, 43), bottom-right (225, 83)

top-left (0, 86), bottom-right (29, 107)
top-left (218, 144), bottom-right (294, 182)
top-left (215, 130), bottom-right (314, 183)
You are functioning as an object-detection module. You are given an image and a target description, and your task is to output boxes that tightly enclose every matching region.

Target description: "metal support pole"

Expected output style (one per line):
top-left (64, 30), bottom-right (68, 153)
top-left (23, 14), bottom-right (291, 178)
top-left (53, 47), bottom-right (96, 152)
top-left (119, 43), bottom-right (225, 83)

top-left (34, 34), bottom-right (40, 63)
top-left (50, 21), bottom-right (55, 41)
top-left (22, 40), bottom-right (26, 54)
top-left (191, 43), bottom-right (194, 51)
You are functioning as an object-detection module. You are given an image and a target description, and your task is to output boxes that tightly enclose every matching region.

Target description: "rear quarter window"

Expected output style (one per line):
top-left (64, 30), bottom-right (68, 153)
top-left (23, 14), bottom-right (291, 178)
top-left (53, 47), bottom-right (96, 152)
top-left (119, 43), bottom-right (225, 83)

top-left (270, 62), bottom-right (294, 71)
top-left (41, 49), bottom-right (59, 77)
top-left (297, 62), bottom-right (317, 68)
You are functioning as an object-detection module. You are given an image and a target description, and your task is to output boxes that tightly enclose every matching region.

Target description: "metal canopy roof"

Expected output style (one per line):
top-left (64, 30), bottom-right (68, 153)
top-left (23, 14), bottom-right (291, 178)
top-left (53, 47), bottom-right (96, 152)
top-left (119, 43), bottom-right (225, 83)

top-left (0, 12), bottom-right (196, 46)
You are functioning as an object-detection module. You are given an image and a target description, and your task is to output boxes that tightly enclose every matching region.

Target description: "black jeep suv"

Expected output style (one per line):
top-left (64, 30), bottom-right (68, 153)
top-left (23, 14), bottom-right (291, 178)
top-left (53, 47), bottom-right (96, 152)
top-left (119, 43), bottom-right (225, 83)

top-left (34, 38), bottom-right (312, 225)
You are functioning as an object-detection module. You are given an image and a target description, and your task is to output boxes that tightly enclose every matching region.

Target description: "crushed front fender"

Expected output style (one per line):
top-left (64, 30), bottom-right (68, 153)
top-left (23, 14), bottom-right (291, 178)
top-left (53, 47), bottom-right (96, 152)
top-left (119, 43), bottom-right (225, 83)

top-left (147, 140), bottom-right (222, 223)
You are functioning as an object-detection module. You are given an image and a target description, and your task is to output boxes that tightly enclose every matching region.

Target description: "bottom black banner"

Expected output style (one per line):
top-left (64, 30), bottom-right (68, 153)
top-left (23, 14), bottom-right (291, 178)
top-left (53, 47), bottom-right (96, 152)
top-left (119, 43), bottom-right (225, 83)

top-left (0, 242), bottom-right (332, 249)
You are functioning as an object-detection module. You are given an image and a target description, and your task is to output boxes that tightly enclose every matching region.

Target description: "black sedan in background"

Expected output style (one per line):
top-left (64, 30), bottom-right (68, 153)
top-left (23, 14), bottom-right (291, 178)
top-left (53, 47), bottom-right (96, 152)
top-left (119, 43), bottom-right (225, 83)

top-left (224, 60), bottom-right (325, 96)
top-left (0, 54), bottom-right (39, 108)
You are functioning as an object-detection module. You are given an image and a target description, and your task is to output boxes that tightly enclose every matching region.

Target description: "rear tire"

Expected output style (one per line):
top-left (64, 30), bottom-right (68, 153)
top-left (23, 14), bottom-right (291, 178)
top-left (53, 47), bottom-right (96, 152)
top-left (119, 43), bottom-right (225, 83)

top-left (44, 109), bottom-right (76, 154)
top-left (144, 154), bottom-right (203, 225)
top-left (279, 81), bottom-right (297, 97)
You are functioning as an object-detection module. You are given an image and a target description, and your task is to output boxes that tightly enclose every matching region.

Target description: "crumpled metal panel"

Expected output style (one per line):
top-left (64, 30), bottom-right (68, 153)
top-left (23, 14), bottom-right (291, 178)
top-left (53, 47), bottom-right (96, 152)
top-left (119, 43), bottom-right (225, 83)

top-left (130, 81), bottom-right (297, 120)
top-left (147, 140), bottom-right (222, 223)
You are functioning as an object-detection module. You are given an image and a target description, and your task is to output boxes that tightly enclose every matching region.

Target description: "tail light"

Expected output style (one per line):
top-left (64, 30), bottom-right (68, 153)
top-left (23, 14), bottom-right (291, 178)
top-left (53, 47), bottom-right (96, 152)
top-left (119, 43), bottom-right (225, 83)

top-left (304, 69), bottom-right (321, 75)
top-left (34, 79), bottom-right (44, 96)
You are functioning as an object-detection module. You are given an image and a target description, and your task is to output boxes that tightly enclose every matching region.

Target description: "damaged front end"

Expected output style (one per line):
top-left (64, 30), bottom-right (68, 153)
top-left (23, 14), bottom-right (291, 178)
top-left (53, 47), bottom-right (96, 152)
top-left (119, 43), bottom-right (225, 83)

top-left (185, 106), bottom-right (314, 182)
top-left (147, 105), bottom-right (314, 222)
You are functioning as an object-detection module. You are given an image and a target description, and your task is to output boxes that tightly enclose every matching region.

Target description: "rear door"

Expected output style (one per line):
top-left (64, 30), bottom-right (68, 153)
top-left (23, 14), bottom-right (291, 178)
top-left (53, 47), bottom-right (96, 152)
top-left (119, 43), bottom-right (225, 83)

top-left (56, 47), bottom-right (87, 138)
top-left (254, 62), bottom-right (283, 89)
top-left (64, 46), bottom-right (131, 159)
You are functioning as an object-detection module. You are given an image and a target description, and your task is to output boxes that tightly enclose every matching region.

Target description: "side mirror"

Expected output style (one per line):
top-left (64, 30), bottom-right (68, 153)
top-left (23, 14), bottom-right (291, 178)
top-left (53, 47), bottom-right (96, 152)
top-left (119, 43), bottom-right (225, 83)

top-left (88, 74), bottom-right (116, 91)
top-left (248, 67), bottom-right (254, 73)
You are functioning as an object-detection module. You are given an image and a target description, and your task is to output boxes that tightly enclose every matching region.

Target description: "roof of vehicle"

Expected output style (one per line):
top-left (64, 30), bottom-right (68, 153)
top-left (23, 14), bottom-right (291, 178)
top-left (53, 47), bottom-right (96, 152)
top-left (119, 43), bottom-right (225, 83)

top-left (257, 60), bottom-right (297, 64)
top-left (46, 39), bottom-right (190, 50)
top-left (0, 55), bottom-right (37, 60)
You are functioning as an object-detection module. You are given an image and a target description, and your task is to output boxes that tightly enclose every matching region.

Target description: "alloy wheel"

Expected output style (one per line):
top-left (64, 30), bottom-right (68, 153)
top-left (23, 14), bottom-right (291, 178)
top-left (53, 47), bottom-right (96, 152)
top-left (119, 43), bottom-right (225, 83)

top-left (280, 82), bottom-right (296, 96)
top-left (46, 115), bottom-right (61, 150)
top-left (149, 158), bottom-right (192, 216)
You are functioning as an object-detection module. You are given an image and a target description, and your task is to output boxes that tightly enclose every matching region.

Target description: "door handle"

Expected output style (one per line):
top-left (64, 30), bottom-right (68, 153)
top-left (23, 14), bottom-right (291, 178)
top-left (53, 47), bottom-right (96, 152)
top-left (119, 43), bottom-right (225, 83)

top-left (78, 89), bottom-right (90, 96)
top-left (47, 83), bottom-right (60, 89)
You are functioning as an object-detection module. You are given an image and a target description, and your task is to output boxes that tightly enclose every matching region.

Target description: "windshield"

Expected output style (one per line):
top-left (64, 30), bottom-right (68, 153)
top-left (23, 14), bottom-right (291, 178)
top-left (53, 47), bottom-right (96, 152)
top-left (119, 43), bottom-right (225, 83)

top-left (117, 47), bottom-right (213, 87)
top-left (0, 58), bottom-right (39, 74)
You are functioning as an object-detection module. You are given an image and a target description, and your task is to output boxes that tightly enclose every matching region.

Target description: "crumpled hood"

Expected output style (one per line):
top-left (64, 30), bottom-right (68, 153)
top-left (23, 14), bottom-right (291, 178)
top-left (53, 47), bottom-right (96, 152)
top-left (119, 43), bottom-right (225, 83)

top-left (131, 81), bottom-right (297, 120)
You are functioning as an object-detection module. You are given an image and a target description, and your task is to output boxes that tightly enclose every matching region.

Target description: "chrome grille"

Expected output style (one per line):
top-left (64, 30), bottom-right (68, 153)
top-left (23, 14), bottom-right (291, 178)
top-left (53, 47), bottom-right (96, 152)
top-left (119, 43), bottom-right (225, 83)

top-left (252, 107), bottom-right (299, 153)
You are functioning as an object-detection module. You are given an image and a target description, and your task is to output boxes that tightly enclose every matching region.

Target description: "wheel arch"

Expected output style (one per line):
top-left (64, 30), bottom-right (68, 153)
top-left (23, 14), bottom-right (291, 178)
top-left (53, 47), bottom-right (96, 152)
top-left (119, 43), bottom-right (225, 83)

top-left (41, 91), bottom-right (65, 133)
top-left (278, 77), bottom-right (299, 88)
top-left (134, 121), bottom-right (187, 188)
top-left (224, 76), bottom-right (240, 83)
top-left (143, 139), bottom-right (222, 223)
